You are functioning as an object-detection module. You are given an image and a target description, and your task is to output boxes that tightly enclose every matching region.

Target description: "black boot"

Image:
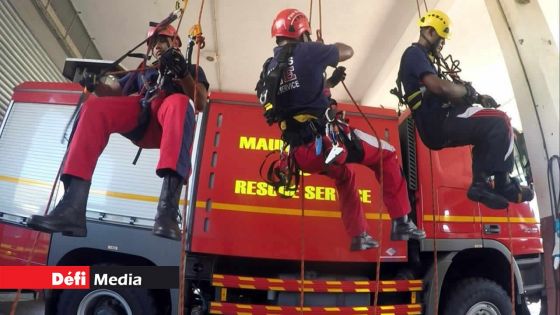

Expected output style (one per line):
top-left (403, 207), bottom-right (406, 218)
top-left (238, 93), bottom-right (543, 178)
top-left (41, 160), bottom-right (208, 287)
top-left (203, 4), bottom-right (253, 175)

top-left (494, 173), bottom-right (534, 203)
top-left (467, 173), bottom-right (508, 209)
top-left (391, 215), bottom-right (426, 241)
top-left (153, 173), bottom-right (183, 240)
top-left (27, 176), bottom-right (90, 237)
top-left (350, 232), bottom-right (379, 251)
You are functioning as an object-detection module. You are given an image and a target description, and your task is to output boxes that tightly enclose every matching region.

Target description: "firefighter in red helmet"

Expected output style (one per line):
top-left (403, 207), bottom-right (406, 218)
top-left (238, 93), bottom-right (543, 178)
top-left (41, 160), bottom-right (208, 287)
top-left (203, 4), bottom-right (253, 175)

top-left (28, 22), bottom-right (210, 241)
top-left (147, 24), bottom-right (182, 47)
top-left (257, 8), bottom-right (425, 251)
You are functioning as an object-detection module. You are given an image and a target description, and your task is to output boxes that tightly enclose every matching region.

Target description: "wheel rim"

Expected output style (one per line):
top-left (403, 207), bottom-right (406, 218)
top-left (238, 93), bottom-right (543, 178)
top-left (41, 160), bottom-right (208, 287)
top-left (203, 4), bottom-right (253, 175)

top-left (466, 301), bottom-right (501, 315)
top-left (77, 289), bottom-right (133, 315)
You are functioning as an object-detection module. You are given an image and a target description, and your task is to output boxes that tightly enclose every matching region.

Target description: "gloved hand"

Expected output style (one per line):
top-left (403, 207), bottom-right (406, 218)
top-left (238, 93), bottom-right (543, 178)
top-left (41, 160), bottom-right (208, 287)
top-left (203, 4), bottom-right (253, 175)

top-left (463, 82), bottom-right (480, 105)
top-left (263, 103), bottom-right (276, 125)
top-left (159, 48), bottom-right (188, 78)
top-left (479, 95), bottom-right (499, 108)
top-left (79, 71), bottom-right (99, 93)
top-left (327, 66), bottom-right (346, 88)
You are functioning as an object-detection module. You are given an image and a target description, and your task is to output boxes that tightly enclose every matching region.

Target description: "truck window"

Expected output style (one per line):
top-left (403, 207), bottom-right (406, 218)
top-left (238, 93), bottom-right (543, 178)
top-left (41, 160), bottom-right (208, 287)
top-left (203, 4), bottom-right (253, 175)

top-left (512, 129), bottom-right (533, 186)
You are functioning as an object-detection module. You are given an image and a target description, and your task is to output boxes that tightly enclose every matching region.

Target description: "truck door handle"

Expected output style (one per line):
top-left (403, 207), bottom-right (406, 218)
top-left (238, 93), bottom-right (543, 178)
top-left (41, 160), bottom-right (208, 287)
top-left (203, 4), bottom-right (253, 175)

top-left (484, 224), bottom-right (501, 234)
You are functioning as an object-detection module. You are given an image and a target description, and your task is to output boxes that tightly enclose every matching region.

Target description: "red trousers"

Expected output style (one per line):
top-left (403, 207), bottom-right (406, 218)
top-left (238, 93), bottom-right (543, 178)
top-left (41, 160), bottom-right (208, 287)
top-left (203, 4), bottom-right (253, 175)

top-left (292, 129), bottom-right (410, 237)
top-left (64, 93), bottom-right (196, 180)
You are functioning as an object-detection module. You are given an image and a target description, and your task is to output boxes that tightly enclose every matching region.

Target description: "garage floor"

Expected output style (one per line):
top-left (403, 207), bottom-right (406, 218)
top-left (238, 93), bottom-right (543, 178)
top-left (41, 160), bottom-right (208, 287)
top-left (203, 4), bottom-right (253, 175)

top-left (0, 293), bottom-right (43, 315)
top-left (0, 292), bottom-right (544, 315)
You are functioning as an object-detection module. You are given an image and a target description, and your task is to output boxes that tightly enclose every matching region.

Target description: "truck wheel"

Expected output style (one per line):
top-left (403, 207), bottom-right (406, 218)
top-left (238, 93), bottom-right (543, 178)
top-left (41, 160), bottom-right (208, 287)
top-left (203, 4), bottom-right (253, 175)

top-left (443, 278), bottom-right (512, 315)
top-left (56, 288), bottom-right (158, 315)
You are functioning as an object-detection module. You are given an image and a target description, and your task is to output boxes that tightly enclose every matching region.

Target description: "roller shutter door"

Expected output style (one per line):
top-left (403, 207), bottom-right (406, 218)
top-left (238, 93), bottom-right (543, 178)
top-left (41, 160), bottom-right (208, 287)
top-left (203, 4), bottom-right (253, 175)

top-left (0, 1), bottom-right (65, 123)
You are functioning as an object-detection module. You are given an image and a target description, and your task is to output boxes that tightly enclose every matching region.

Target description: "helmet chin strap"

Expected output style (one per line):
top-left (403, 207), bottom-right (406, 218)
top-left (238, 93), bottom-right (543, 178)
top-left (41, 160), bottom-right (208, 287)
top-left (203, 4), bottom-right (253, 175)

top-left (420, 31), bottom-right (442, 55)
top-left (150, 39), bottom-right (173, 60)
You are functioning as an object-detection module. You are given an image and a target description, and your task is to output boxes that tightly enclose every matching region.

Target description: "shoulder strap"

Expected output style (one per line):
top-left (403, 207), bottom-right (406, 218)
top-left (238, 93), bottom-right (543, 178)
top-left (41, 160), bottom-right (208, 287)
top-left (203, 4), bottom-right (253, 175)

top-left (277, 43), bottom-right (295, 65)
top-left (391, 46), bottom-right (408, 106)
top-left (256, 44), bottom-right (296, 115)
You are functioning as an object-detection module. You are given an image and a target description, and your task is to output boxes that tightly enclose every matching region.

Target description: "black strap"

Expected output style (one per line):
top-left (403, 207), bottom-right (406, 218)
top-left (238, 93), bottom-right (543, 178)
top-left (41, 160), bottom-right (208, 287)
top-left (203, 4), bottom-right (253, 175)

top-left (259, 149), bottom-right (300, 198)
top-left (392, 45), bottom-right (433, 113)
top-left (390, 50), bottom-right (408, 112)
top-left (256, 44), bottom-right (296, 120)
top-left (121, 86), bottom-right (157, 143)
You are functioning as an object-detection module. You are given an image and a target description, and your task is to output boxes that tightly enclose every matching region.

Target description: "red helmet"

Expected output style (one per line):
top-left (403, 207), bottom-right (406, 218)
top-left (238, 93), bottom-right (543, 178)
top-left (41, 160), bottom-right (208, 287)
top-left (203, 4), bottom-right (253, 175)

top-left (271, 8), bottom-right (311, 39)
top-left (146, 24), bottom-right (182, 47)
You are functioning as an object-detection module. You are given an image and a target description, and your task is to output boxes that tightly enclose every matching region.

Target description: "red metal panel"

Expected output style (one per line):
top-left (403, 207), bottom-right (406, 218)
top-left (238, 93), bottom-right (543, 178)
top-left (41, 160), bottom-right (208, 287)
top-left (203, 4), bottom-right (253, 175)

top-left (431, 146), bottom-right (479, 239)
top-left (480, 202), bottom-right (543, 255)
top-left (11, 82), bottom-right (82, 105)
top-left (436, 187), bottom-right (478, 236)
top-left (191, 93), bottom-right (407, 262)
top-left (0, 223), bottom-right (50, 266)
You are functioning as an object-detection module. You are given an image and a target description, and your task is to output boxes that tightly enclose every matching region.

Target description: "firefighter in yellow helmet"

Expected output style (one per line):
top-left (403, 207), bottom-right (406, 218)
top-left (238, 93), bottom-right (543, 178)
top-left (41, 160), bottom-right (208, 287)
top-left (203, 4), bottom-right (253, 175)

top-left (396, 9), bottom-right (533, 209)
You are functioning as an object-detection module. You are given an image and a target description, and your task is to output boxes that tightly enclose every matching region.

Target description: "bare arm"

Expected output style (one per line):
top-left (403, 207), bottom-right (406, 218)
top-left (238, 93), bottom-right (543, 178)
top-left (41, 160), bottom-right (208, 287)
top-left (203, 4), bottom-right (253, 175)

top-left (421, 73), bottom-right (467, 99)
top-left (193, 82), bottom-right (208, 111)
top-left (174, 74), bottom-right (208, 112)
top-left (334, 43), bottom-right (354, 62)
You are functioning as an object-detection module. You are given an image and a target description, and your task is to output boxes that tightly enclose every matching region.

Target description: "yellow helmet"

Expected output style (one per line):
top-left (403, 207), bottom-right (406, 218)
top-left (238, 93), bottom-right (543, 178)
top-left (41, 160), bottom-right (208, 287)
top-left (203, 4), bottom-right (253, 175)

top-left (418, 9), bottom-right (451, 39)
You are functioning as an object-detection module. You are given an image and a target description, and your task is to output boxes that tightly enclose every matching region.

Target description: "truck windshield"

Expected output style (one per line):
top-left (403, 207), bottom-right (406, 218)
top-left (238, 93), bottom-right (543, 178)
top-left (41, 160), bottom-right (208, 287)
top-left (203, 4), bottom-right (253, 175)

top-left (512, 129), bottom-right (533, 187)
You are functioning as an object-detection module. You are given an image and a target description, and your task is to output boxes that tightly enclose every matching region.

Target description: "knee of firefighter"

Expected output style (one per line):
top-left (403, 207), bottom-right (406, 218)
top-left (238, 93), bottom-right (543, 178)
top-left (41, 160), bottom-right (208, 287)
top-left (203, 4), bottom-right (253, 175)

top-left (383, 148), bottom-right (399, 162)
top-left (293, 146), bottom-right (325, 173)
top-left (333, 147), bottom-right (348, 164)
top-left (487, 111), bottom-right (512, 137)
top-left (80, 97), bottom-right (106, 118)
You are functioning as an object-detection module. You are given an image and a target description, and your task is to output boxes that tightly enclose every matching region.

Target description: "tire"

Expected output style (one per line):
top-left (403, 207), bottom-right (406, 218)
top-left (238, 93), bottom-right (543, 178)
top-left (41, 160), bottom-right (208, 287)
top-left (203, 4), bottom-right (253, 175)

top-left (56, 287), bottom-right (158, 315)
top-left (443, 278), bottom-right (512, 315)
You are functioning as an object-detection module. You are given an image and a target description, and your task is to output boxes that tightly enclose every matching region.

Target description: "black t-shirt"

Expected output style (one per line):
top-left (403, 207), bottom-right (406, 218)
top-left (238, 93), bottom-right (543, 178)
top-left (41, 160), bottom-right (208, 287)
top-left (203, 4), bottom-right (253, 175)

top-left (399, 44), bottom-right (449, 149)
top-left (269, 42), bottom-right (339, 117)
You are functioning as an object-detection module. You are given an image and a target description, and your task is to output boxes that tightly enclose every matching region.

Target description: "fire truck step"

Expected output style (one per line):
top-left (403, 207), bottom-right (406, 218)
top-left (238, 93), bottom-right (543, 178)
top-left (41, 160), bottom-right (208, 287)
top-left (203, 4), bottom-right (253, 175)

top-left (209, 301), bottom-right (422, 315)
top-left (212, 274), bottom-right (423, 293)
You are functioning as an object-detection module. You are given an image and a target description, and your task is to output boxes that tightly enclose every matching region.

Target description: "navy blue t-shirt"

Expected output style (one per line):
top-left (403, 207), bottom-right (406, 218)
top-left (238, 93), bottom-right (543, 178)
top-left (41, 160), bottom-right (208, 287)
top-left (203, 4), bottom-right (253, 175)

top-left (271, 42), bottom-right (339, 116)
top-left (399, 44), bottom-right (449, 149)
top-left (119, 64), bottom-right (209, 96)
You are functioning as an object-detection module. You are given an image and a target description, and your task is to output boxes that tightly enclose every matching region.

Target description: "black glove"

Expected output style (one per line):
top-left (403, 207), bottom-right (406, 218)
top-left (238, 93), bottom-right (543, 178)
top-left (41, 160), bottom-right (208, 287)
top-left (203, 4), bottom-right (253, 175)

top-left (159, 48), bottom-right (188, 78)
top-left (479, 95), bottom-right (499, 108)
top-left (263, 103), bottom-right (276, 125)
top-left (79, 71), bottom-right (99, 93)
top-left (463, 82), bottom-right (480, 105)
top-left (327, 66), bottom-right (346, 87)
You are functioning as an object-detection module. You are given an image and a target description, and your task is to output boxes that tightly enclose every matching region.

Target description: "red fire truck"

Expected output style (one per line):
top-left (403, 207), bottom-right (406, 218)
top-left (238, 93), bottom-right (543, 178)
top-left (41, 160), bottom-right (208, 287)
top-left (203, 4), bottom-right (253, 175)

top-left (0, 81), bottom-right (544, 314)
